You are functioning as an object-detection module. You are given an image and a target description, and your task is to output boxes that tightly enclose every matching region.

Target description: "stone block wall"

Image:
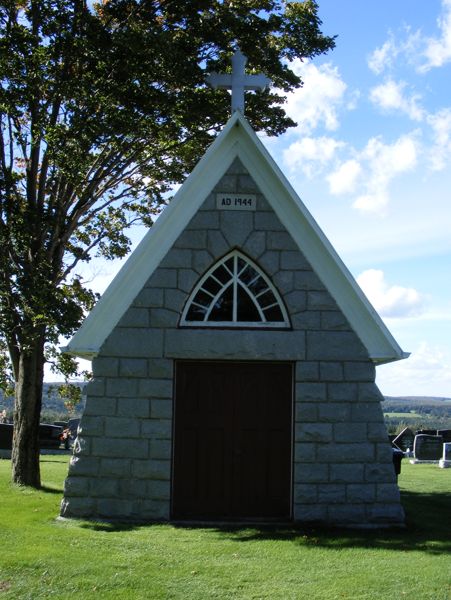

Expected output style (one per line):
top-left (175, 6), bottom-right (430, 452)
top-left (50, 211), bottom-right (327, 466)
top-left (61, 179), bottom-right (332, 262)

top-left (61, 158), bottom-right (404, 527)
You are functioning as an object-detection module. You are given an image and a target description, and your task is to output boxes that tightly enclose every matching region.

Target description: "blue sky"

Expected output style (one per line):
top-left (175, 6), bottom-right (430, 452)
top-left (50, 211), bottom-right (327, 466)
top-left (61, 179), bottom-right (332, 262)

top-left (70, 0), bottom-right (451, 398)
top-left (264, 0), bottom-right (451, 397)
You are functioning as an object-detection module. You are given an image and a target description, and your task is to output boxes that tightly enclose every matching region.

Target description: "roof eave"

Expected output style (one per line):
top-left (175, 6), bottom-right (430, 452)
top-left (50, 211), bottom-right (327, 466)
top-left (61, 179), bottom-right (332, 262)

top-left (371, 351), bottom-right (411, 366)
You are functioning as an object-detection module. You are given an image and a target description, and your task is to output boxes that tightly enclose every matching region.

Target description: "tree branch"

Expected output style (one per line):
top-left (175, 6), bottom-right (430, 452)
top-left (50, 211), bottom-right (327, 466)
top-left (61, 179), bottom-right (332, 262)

top-left (37, 99), bottom-right (62, 212)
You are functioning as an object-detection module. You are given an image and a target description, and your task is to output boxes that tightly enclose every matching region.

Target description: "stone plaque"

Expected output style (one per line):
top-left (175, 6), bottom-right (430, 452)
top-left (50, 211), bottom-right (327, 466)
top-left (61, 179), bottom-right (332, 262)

top-left (216, 193), bottom-right (257, 211)
top-left (414, 434), bottom-right (444, 461)
top-left (393, 427), bottom-right (415, 452)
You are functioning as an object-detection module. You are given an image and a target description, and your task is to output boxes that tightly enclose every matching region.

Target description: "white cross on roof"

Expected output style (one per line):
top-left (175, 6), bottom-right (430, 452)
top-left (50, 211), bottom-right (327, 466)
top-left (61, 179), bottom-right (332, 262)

top-left (207, 49), bottom-right (271, 113)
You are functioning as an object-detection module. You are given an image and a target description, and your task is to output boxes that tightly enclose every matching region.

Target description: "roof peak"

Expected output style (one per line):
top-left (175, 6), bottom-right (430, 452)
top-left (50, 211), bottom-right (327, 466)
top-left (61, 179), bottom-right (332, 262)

top-left (64, 111), bottom-right (407, 365)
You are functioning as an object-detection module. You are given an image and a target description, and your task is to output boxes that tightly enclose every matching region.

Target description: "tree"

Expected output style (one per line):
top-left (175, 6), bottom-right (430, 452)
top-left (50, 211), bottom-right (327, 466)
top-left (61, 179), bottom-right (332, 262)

top-left (0, 0), bottom-right (335, 487)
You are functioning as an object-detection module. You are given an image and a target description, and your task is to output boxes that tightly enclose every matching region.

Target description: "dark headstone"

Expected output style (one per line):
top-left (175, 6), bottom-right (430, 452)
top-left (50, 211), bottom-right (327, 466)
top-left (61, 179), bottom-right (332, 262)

top-left (414, 434), bottom-right (444, 461)
top-left (39, 423), bottom-right (63, 449)
top-left (392, 427), bottom-right (415, 452)
top-left (437, 429), bottom-right (451, 443)
top-left (0, 423), bottom-right (13, 449)
top-left (416, 429), bottom-right (437, 436)
top-left (1, 423), bottom-right (63, 451)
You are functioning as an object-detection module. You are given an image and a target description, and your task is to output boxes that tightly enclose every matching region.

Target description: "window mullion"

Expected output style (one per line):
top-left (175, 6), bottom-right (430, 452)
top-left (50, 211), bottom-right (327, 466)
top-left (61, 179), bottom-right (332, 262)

top-left (241, 283), bottom-right (265, 322)
top-left (181, 249), bottom-right (290, 327)
top-left (205, 283), bottom-right (231, 320)
top-left (233, 255), bottom-right (238, 322)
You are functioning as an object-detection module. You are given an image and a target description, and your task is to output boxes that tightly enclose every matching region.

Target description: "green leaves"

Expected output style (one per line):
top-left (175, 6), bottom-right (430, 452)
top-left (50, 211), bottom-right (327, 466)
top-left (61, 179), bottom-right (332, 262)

top-left (0, 0), bottom-right (336, 486)
top-left (0, 0), bottom-right (335, 380)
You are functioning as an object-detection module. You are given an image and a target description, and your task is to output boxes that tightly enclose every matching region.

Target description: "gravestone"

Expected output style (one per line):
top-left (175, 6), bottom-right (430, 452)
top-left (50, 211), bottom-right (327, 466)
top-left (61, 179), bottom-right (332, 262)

top-left (416, 429), bottom-right (436, 436)
top-left (437, 429), bottom-right (451, 443)
top-left (0, 423), bottom-right (13, 450)
top-left (39, 424), bottom-right (63, 449)
top-left (392, 427), bottom-right (415, 452)
top-left (439, 443), bottom-right (451, 468)
top-left (0, 423), bottom-right (63, 451)
top-left (443, 443), bottom-right (451, 460)
top-left (413, 434), bottom-right (443, 461)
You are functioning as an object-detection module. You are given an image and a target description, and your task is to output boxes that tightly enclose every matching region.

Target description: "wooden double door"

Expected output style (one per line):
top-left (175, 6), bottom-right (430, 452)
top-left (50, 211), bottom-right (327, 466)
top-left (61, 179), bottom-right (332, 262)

top-left (172, 361), bottom-right (293, 521)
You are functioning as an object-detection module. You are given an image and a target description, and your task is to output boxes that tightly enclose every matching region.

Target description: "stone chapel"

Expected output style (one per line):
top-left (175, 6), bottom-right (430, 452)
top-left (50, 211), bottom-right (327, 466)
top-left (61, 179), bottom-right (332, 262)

top-left (61, 53), bottom-right (408, 527)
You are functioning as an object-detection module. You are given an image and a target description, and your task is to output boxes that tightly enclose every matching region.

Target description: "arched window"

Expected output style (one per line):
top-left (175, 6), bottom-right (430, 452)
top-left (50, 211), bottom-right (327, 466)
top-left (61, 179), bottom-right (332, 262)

top-left (180, 250), bottom-right (290, 328)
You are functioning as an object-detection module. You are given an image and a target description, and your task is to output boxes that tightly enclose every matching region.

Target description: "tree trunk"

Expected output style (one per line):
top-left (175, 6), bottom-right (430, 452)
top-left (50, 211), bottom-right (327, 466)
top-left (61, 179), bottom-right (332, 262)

top-left (11, 333), bottom-right (45, 488)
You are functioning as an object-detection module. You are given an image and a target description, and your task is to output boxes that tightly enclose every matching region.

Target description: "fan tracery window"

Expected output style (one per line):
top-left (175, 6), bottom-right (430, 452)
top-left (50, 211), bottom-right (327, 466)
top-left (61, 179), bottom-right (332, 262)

top-left (180, 250), bottom-right (290, 328)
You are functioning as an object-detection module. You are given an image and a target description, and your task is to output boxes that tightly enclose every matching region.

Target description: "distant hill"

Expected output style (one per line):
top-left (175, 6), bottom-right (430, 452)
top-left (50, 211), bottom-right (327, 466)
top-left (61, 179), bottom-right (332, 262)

top-left (384, 396), bottom-right (451, 405)
top-left (1, 387), bottom-right (450, 428)
top-left (383, 396), bottom-right (451, 433)
top-left (0, 382), bottom-right (87, 420)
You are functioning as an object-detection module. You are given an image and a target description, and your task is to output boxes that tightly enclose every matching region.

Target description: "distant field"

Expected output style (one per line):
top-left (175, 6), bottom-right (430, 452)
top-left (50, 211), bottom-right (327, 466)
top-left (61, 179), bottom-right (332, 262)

top-left (383, 396), bottom-right (451, 432)
top-left (384, 412), bottom-right (422, 419)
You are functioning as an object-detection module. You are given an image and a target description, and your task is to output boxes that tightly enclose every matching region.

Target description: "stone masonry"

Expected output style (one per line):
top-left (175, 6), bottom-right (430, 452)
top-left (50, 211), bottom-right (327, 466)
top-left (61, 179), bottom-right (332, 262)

top-left (61, 158), bottom-right (404, 527)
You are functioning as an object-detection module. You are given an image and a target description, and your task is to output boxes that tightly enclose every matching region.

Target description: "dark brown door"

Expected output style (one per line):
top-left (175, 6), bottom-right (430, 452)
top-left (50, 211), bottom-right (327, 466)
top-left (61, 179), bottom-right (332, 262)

top-left (172, 361), bottom-right (293, 521)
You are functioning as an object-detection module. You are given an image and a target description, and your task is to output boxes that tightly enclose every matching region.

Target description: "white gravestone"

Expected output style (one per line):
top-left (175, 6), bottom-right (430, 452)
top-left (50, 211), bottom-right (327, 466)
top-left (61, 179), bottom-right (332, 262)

top-left (439, 442), bottom-right (451, 468)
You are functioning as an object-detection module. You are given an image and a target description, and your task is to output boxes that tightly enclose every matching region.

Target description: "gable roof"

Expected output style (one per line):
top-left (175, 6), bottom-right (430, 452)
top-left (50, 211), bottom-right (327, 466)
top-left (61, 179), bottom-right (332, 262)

top-left (64, 111), bottom-right (408, 365)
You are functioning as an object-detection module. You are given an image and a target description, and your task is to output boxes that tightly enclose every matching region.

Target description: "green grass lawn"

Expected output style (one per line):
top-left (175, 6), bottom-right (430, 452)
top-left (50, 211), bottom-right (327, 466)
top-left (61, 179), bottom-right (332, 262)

top-left (0, 456), bottom-right (450, 600)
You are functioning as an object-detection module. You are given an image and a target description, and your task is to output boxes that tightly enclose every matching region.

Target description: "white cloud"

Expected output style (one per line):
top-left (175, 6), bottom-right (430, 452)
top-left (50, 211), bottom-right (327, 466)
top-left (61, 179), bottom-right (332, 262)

top-left (357, 269), bottom-right (426, 318)
top-left (363, 134), bottom-right (418, 172)
top-left (427, 107), bottom-right (451, 170)
top-left (283, 136), bottom-right (343, 176)
top-left (327, 159), bottom-right (362, 195)
top-left (368, 29), bottom-right (423, 74)
top-left (353, 191), bottom-right (389, 214)
top-left (283, 59), bottom-right (347, 134)
top-left (369, 79), bottom-right (424, 121)
top-left (353, 134), bottom-right (418, 214)
top-left (420, 0), bottom-right (451, 71)
top-left (377, 342), bottom-right (451, 397)
top-left (345, 89), bottom-right (361, 111)
top-left (368, 37), bottom-right (399, 75)
top-left (368, 1), bottom-right (451, 74)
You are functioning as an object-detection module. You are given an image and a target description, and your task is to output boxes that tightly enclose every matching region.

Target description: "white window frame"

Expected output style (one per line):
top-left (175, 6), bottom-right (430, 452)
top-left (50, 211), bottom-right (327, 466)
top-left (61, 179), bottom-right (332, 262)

top-left (180, 250), bottom-right (290, 328)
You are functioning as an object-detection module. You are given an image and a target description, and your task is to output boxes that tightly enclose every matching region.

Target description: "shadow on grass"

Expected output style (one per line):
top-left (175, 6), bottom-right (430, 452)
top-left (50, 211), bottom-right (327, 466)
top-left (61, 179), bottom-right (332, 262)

top-left (79, 521), bottom-right (144, 533)
top-left (39, 485), bottom-right (63, 495)
top-left (176, 489), bottom-right (451, 555)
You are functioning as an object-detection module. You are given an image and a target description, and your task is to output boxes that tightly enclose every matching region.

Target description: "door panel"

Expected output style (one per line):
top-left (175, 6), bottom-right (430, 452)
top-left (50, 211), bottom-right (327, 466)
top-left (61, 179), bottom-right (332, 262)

top-left (172, 361), bottom-right (292, 520)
